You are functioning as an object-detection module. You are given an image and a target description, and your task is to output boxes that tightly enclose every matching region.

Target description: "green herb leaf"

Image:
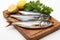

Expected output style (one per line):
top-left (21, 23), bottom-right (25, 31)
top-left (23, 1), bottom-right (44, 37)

top-left (23, 0), bottom-right (53, 15)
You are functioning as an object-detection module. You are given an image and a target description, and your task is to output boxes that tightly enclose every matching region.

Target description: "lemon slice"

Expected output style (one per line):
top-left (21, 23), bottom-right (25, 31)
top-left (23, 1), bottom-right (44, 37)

top-left (17, 0), bottom-right (26, 9)
top-left (8, 4), bottom-right (18, 13)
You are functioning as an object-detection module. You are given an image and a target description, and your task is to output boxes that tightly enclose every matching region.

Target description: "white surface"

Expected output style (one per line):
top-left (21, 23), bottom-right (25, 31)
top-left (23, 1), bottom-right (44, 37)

top-left (0, 0), bottom-right (60, 40)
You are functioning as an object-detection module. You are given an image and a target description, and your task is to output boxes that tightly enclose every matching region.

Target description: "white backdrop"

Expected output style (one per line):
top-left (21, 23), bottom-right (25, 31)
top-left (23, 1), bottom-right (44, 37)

top-left (0, 0), bottom-right (60, 40)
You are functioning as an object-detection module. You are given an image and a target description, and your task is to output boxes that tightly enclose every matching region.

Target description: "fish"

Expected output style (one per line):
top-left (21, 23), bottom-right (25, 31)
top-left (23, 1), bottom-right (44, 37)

top-left (10, 11), bottom-right (51, 21)
top-left (38, 14), bottom-right (51, 21)
top-left (39, 21), bottom-right (53, 28)
top-left (12, 20), bottom-right (53, 28)
top-left (19, 11), bottom-right (40, 16)
top-left (19, 11), bottom-right (51, 20)
top-left (10, 15), bottom-right (50, 21)
top-left (10, 15), bottom-right (39, 21)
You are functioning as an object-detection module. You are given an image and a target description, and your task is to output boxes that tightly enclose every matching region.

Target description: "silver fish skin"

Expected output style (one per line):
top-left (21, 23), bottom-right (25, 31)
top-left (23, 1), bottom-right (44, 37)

top-left (19, 11), bottom-right (40, 16)
top-left (10, 11), bottom-right (51, 21)
top-left (10, 15), bottom-right (39, 21)
top-left (10, 14), bottom-right (51, 21)
top-left (12, 21), bottom-right (53, 28)
top-left (40, 21), bottom-right (53, 28)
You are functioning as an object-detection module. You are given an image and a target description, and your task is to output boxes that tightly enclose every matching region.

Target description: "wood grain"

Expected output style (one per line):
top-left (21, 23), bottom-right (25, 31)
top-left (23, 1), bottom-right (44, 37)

top-left (3, 10), bottom-right (60, 40)
top-left (14, 18), bottom-right (60, 40)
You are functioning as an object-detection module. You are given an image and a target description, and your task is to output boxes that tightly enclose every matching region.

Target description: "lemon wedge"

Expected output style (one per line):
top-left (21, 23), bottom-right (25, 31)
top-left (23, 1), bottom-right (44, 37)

top-left (8, 4), bottom-right (18, 13)
top-left (17, 0), bottom-right (26, 9)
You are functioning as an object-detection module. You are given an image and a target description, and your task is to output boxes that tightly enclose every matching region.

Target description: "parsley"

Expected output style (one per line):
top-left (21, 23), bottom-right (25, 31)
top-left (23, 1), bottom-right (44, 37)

top-left (23, 0), bottom-right (53, 15)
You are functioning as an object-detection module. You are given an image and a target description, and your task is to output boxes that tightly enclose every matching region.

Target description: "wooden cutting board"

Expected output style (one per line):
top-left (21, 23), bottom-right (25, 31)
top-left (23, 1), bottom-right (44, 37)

top-left (3, 10), bottom-right (60, 40)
